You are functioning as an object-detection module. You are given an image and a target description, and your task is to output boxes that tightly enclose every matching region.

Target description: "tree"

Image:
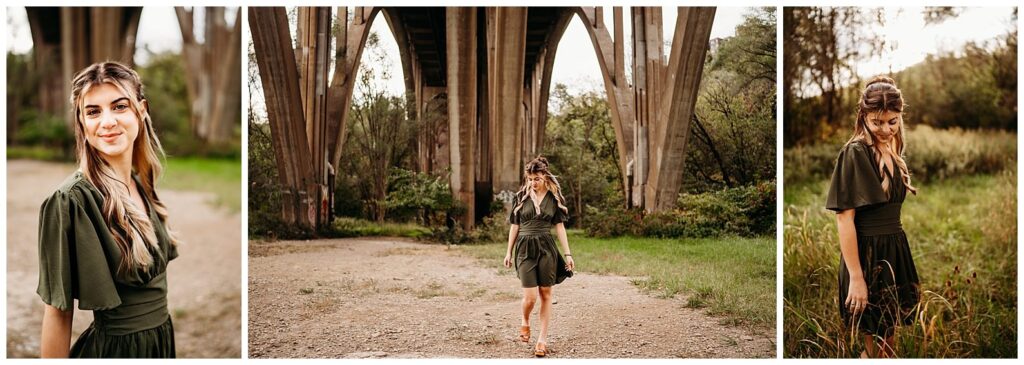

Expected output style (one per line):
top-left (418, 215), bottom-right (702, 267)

top-left (345, 32), bottom-right (418, 222)
top-left (782, 7), bottom-right (886, 146)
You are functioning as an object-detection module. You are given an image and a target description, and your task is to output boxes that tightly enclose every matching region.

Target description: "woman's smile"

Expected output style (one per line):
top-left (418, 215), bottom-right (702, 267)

top-left (99, 131), bottom-right (124, 143)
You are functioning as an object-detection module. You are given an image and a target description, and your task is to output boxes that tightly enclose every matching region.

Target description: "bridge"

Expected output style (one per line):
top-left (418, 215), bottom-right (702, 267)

top-left (249, 6), bottom-right (716, 230)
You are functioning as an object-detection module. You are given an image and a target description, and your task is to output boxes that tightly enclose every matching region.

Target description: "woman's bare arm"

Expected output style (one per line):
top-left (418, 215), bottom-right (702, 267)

top-left (504, 224), bottom-right (520, 268)
top-left (837, 209), bottom-right (867, 311)
top-left (554, 223), bottom-right (574, 271)
top-left (40, 304), bottom-right (73, 358)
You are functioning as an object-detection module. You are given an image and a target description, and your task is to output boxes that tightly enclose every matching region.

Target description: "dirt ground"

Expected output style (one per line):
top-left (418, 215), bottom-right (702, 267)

top-left (248, 238), bottom-right (775, 359)
top-left (6, 160), bottom-right (241, 358)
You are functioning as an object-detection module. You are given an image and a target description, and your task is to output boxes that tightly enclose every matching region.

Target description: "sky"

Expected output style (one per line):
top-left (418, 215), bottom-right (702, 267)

top-left (853, 7), bottom-right (1015, 80)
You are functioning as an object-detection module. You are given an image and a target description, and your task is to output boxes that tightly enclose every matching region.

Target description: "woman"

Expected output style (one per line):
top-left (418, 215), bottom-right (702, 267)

top-left (37, 62), bottom-right (178, 358)
top-left (503, 156), bottom-right (575, 357)
top-left (826, 76), bottom-right (920, 358)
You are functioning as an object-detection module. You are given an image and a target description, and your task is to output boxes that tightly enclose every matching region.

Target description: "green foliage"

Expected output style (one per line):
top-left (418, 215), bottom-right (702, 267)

top-left (11, 109), bottom-right (73, 158)
top-left (688, 7), bottom-right (776, 192)
top-left (461, 231), bottom-right (777, 329)
top-left (385, 168), bottom-right (459, 225)
top-left (783, 126), bottom-right (1017, 184)
top-left (583, 182), bottom-right (776, 239)
top-left (896, 35), bottom-right (1017, 131)
top-left (784, 169), bottom-right (1016, 358)
top-left (545, 83), bottom-right (624, 227)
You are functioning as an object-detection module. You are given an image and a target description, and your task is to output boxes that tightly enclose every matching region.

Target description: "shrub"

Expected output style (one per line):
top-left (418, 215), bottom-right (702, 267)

top-left (582, 205), bottom-right (641, 238)
top-left (583, 182), bottom-right (776, 239)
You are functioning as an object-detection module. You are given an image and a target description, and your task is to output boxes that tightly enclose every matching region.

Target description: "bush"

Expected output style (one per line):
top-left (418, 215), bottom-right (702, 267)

top-left (582, 205), bottom-right (641, 238)
top-left (582, 182), bottom-right (776, 238)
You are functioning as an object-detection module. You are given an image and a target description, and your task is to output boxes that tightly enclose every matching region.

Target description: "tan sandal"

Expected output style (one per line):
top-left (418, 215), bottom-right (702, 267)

top-left (534, 342), bottom-right (547, 357)
top-left (518, 326), bottom-right (530, 342)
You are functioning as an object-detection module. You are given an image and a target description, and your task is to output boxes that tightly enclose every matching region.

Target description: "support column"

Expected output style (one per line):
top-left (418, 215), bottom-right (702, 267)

top-left (645, 7), bottom-right (716, 212)
top-left (249, 7), bottom-right (318, 229)
top-left (630, 7), bottom-right (664, 210)
top-left (447, 8), bottom-right (478, 229)
top-left (296, 7), bottom-right (333, 224)
top-left (488, 7), bottom-right (529, 193)
top-left (575, 7), bottom-right (636, 208)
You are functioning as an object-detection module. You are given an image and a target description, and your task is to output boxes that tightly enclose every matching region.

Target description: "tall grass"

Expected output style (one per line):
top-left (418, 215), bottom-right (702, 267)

top-left (783, 168), bottom-right (1017, 357)
top-left (462, 231), bottom-right (776, 330)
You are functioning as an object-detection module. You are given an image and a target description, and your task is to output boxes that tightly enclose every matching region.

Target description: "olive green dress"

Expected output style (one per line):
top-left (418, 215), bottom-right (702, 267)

top-left (37, 171), bottom-right (177, 358)
top-left (826, 141), bottom-right (920, 338)
top-left (508, 190), bottom-right (572, 288)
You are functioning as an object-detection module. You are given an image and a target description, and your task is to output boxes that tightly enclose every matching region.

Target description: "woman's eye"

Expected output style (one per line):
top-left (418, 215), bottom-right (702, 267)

top-left (85, 109), bottom-right (99, 116)
top-left (114, 103), bottom-right (129, 111)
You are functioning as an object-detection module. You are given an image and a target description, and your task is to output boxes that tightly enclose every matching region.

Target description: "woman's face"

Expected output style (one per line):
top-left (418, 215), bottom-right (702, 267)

top-left (81, 83), bottom-right (142, 160)
top-left (865, 110), bottom-right (901, 145)
top-left (527, 173), bottom-right (546, 191)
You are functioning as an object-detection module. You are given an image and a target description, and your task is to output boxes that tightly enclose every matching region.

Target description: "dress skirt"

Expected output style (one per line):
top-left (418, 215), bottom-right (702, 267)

top-left (70, 315), bottom-right (176, 358)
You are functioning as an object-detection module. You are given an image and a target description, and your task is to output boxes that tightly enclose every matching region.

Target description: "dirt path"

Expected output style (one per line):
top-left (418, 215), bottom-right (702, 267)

top-left (248, 238), bottom-right (775, 358)
top-left (6, 160), bottom-right (241, 358)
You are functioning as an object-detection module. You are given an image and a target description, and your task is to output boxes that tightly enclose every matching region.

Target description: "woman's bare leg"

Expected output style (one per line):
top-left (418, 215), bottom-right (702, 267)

top-left (881, 335), bottom-right (896, 358)
top-left (522, 287), bottom-right (538, 327)
top-left (537, 286), bottom-right (553, 344)
top-left (862, 335), bottom-right (878, 358)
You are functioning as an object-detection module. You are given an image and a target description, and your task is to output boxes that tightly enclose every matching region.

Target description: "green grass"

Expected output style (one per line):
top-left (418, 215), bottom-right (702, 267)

top-left (330, 217), bottom-right (432, 239)
top-left (7, 145), bottom-right (69, 161)
top-left (784, 168), bottom-right (1017, 358)
top-left (161, 156), bottom-right (241, 211)
top-left (460, 230), bottom-right (776, 329)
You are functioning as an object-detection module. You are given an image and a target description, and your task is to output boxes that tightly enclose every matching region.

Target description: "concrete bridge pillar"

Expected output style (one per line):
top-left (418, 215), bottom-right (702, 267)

top-left (447, 8), bottom-right (479, 229)
top-left (487, 7), bottom-right (528, 194)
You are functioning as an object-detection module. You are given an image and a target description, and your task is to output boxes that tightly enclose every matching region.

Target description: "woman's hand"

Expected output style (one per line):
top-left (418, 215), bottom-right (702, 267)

top-left (845, 277), bottom-right (869, 314)
top-left (565, 256), bottom-right (575, 271)
top-left (504, 252), bottom-right (513, 268)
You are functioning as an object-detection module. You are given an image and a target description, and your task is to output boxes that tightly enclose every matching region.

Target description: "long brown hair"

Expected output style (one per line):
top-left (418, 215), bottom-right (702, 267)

top-left (512, 156), bottom-right (570, 217)
top-left (845, 75), bottom-right (917, 195)
top-left (70, 61), bottom-right (177, 274)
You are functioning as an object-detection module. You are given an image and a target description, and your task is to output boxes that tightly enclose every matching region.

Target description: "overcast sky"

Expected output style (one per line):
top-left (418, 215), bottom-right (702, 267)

top-left (853, 7), bottom-right (1015, 79)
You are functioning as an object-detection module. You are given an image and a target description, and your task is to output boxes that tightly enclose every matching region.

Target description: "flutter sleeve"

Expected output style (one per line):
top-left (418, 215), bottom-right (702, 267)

top-left (508, 196), bottom-right (521, 225)
top-left (36, 188), bottom-right (121, 311)
top-left (825, 142), bottom-right (888, 212)
top-left (550, 203), bottom-right (568, 225)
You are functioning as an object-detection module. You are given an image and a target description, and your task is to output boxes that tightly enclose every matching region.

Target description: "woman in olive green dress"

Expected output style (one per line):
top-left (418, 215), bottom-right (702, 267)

top-left (38, 62), bottom-right (179, 358)
top-left (826, 76), bottom-right (920, 358)
top-left (503, 156), bottom-right (575, 357)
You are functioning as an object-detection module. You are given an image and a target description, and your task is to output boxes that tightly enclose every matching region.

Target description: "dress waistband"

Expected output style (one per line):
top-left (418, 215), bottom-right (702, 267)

top-left (855, 202), bottom-right (903, 236)
top-left (518, 222), bottom-right (553, 236)
top-left (92, 296), bottom-right (170, 336)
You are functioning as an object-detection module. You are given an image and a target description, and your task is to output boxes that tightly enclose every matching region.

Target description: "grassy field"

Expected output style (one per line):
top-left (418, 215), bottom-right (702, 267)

top-left (161, 156), bottom-right (242, 211)
top-left (783, 168), bottom-right (1017, 358)
top-left (460, 231), bottom-right (776, 330)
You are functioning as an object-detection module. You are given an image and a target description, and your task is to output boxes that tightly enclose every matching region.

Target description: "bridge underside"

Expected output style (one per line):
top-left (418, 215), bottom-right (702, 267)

top-left (250, 6), bottom-right (716, 230)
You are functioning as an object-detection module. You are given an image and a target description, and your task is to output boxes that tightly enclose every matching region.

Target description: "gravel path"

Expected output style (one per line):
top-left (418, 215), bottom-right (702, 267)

top-left (248, 238), bottom-right (775, 358)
